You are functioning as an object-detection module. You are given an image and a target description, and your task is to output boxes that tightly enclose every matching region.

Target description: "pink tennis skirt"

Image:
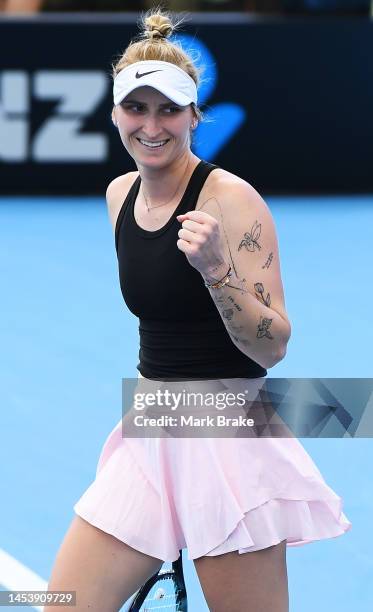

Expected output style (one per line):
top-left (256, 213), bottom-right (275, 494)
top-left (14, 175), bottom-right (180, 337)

top-left (73, 374), bottom-right (352, 562)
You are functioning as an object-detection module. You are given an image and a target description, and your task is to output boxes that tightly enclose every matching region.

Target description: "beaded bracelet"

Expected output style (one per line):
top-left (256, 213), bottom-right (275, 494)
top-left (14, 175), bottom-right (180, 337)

top-left (204, 265), bottom-right (232, 289)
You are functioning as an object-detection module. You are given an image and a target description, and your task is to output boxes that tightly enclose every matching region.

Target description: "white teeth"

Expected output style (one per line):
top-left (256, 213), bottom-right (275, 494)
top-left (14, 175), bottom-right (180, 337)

top-left (138, 139), bottom-right (168, 148)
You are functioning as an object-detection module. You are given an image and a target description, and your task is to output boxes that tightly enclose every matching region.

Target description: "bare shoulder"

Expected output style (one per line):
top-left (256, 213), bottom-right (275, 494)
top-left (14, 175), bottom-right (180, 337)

top-left (198, 167), bottom-right (268, 215)
top-left (197, 166), bottom-right (280, 248)
top-left (106, 171), bottom-right (139, 231)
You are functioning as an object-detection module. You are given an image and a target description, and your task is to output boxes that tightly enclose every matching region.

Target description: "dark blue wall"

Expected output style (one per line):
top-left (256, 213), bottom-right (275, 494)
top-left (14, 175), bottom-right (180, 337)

top-left (0, 15), bottom-right (372, 194)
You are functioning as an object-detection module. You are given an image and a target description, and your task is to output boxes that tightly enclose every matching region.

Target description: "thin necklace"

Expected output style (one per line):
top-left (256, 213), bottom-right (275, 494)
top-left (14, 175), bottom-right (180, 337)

top-left (141, 158), bottom-right (191, 213)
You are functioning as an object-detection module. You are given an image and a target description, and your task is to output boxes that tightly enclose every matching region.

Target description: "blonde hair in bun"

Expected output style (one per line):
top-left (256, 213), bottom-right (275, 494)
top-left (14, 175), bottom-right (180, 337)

top-left (143, 11), bottom-right (174, 41)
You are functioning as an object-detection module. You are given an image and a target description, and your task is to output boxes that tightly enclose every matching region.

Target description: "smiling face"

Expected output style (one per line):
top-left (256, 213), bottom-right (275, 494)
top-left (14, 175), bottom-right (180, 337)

top-left (112, 86), bottom-right (196, 169)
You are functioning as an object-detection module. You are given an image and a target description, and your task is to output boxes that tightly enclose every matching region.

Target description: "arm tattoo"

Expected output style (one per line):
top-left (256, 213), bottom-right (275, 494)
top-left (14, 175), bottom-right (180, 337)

top-left (226, 276), bottom-right (250, 295)
top-left (227, 295), bottom-right (242, 311)
top-left (254, 282), bottom-right (271, 307)
top-left (229, 332), bottom-right (251, 347)
top-left (197, 198), bottom-right (263, 298)
top-left (257, 316), bottom-right (274, 340)
top-left (238, 220), bottom-right (262, 253)
top-left (197, 197), bottom-right (274, 349)
top-left (213, 291), bottom-right (251, 347)
top-left (222, 308), bottom-right (234, 320)
top-left (262, 252), bottom-right (273, 269)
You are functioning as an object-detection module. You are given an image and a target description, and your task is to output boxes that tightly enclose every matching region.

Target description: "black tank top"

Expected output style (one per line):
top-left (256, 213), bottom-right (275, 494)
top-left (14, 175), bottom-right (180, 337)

top-left (115, 159), bottom-right (267, 380)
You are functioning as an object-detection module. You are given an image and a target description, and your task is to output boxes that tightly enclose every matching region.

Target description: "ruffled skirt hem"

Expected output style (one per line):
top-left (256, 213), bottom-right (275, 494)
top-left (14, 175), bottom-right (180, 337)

top-left (74, 495), bottom-right (351, 563)
top-left (73, 423), bottom-right (352, 562)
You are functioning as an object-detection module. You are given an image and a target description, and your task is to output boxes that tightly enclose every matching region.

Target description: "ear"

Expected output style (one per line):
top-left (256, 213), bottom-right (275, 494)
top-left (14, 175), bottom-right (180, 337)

top-left (111, 109), bottom-right (117, 127)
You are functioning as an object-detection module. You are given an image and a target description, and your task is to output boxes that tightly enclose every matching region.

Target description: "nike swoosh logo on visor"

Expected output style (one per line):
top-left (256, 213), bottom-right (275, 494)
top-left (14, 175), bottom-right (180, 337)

top-left (135, 70), bottom-right (163, 79)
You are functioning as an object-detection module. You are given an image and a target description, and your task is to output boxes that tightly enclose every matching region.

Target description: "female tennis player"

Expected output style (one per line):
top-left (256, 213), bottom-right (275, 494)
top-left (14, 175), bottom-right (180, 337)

top-left (44, 8), bottom-right (351, 612)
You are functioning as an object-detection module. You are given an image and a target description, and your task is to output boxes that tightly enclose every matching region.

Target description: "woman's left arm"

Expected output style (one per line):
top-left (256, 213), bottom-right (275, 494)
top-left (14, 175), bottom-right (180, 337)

top-left (176, 180), bottom-right (291, 370)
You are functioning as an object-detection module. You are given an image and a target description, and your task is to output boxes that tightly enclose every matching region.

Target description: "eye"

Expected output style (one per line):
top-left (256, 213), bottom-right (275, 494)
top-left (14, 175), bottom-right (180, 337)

top-left (121, 103), bottom-right (146, 113)
top-left (162, 106), bottom-right (182, 114)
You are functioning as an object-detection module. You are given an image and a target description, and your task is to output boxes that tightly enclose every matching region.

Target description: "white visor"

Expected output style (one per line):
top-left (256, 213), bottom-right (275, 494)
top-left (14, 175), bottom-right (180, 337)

top-left (113, 60), bottom-right (198, 107)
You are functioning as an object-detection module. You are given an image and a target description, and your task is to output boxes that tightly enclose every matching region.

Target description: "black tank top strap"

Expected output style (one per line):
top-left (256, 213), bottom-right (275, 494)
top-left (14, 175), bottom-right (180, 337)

top-left (114, 175), bottom-right (141, 253)
top-left (177, 160), bottom-right (219, 216)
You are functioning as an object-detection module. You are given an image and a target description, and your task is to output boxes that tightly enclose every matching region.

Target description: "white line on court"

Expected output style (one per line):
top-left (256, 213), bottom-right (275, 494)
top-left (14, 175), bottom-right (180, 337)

top-left (0, 548), bottom-right (46, 611)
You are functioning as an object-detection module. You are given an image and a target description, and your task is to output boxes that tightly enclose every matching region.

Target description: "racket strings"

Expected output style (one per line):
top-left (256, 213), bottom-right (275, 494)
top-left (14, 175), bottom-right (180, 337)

top-left (128, 556), bottom-right (187, 611)
top-left (141, 577), bottom-right (180, 611)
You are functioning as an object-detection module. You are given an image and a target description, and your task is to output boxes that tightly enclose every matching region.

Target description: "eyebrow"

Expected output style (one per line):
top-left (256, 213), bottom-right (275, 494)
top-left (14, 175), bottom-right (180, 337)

top-left (121, 99), bottom-right (179, 107)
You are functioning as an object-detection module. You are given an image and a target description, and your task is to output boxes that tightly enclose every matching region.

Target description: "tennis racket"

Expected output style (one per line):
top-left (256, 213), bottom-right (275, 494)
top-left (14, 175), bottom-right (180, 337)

top-left (127, 549), bottom-right (187, 611)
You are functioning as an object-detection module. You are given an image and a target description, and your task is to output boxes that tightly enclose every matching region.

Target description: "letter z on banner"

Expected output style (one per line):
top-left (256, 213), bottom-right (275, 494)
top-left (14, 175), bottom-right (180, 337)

top-left (0, 70), bottom-right (108, 162)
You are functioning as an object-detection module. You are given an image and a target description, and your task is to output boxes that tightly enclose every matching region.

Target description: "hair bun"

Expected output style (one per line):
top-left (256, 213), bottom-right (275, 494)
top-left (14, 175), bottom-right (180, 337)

top-left (144, 14), bottom-right (173, 41)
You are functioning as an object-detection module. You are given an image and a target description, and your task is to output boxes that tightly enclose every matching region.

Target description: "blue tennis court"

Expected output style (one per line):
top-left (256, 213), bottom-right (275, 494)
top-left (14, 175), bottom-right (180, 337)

top-left (1, 195), bottom-right (372, 611)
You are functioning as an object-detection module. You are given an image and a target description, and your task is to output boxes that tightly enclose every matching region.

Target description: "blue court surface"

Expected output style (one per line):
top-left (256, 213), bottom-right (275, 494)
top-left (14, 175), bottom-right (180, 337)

top-left (1, 195), bottom-right (372, 611)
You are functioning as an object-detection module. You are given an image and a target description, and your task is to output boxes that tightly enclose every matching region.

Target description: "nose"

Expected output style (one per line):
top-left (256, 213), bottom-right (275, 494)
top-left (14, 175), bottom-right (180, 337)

top-left (141, 114), bottom-right (164, 139)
